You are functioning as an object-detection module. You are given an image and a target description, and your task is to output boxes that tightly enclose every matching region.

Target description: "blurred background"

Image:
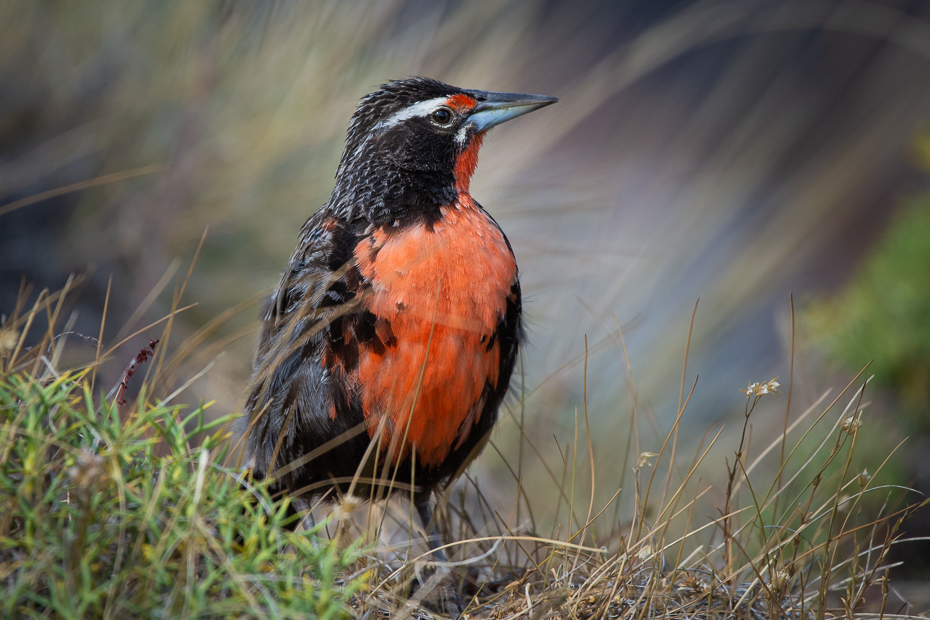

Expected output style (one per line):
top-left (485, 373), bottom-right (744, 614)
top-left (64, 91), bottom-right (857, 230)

top-left (2, 0), bottom-right (930, 580)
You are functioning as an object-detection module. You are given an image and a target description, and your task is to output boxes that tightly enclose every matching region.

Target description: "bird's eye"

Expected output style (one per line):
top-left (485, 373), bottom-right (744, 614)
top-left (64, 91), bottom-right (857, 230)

top-left (430, 107), bottom-right (454, 126)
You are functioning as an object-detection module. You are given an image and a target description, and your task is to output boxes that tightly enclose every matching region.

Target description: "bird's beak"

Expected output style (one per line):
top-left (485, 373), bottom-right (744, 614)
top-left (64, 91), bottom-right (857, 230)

top-left (463, 89), bottom-right (558, 133)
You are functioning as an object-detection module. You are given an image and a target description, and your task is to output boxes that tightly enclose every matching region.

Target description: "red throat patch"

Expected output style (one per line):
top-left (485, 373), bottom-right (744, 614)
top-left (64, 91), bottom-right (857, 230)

top-left (454, 131), bottom-right (485, 194)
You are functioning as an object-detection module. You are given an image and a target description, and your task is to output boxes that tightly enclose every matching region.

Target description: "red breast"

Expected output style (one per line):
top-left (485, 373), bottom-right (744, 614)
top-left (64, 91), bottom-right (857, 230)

top-left (351, 194), bottom-right (516, 466)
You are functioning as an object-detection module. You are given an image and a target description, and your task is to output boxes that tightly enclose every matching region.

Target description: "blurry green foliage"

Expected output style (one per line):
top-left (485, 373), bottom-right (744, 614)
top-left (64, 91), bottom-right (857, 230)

top-left (806, 134), bottom-right (930, 426)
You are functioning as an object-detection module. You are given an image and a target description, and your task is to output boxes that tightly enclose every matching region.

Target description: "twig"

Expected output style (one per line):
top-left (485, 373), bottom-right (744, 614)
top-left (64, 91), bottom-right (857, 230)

top-left (109, 339), bottom-right (160, 406)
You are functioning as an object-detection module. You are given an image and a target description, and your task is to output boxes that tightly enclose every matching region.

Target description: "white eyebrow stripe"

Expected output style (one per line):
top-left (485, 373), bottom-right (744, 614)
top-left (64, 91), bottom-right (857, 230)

top-left (376, 96), bottom-right (450, 130)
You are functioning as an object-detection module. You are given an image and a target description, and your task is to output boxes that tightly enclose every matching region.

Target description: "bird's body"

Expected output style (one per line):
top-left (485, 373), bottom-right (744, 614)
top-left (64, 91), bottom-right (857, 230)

top-left (239, 78), bottom-right (555, 531)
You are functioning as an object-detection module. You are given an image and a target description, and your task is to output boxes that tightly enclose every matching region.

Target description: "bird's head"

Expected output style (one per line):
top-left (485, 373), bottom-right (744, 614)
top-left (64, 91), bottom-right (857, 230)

top-left (333, 77), bottom-right (556, 218)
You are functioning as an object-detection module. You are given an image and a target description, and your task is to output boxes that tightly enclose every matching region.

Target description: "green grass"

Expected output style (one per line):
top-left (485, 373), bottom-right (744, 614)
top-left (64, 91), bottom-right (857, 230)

top-left (0, 367), bottom-right (365, 619)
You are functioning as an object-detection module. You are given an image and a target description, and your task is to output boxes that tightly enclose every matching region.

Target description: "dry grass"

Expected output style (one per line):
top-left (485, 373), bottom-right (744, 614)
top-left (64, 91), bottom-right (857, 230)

top-left (324, 301), bottom-right (928, 619)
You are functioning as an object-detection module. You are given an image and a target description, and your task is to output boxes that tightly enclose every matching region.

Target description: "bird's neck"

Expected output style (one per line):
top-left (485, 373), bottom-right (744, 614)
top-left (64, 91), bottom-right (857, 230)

top-left (332, 156), bottom-right (477, 226)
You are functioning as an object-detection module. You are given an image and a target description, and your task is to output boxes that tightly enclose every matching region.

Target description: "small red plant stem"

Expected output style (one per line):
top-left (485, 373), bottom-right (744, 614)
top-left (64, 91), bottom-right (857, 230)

top-left (115, 339), bottom-right (159, 406)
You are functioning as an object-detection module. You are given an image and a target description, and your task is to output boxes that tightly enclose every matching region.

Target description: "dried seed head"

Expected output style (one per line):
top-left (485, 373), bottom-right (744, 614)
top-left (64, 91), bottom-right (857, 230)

top-left (637, 545), bottom-right (655, 561)
top-left (0, 325), bottom-right (18, 355)
top-left (68, 449), bottom-right (107, 492)
top-left (636, 452), bottom-right (658, 469)
top-left (772, 569), bottom-right (792, 590)
top-left (858, 469), bottom-right (871, 488)
top-left (741, 377), bottom-right (781, 398)
top-left (331, 494), bottom-right (363, 522)
top-left (841, 415), bottom-right (862, 435)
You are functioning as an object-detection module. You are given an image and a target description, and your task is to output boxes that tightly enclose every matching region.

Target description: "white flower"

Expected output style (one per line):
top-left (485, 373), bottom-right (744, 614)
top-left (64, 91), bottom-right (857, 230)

top-left (636, 452), bottom-right (658, 469)
top-left (741, 378), bottom-right (781, 398)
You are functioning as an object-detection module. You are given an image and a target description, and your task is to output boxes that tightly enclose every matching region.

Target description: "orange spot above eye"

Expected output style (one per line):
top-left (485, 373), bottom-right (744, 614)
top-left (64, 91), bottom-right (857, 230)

top-left (446, 93), bottom-right (477, 112)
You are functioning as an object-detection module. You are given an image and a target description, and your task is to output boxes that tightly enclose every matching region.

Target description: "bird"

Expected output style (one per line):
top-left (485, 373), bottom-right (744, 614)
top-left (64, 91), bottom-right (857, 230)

top-left (238, 77), bottom-right (556, 554)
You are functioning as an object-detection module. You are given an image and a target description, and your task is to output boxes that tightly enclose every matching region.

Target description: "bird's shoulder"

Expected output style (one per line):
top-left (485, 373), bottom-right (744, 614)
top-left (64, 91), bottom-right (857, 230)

top-left (257, 205), bottom-right (370, 352)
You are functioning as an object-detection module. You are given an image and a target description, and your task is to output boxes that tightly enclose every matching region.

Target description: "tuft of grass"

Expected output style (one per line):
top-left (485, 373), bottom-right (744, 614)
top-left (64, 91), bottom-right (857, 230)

top-left (0, 293), bottom-right (366, 618)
